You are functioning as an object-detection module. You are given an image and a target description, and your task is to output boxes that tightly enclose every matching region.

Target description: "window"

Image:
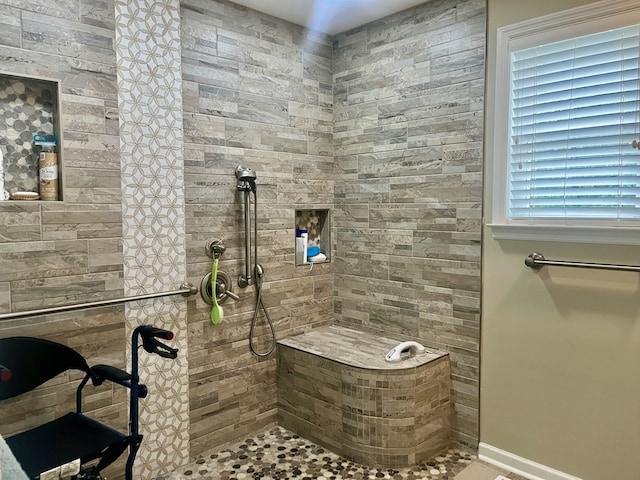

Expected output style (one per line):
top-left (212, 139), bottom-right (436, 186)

top-left (490, 0), bottom-right (640, 244)
top-left (510, 26), bottom-right (640, 221)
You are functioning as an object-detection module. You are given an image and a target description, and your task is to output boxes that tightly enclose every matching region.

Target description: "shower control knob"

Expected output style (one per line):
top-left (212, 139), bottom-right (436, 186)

top-left (200, 270), bottom-right (237, 305)
top-left (206, 238), bottom-right (226, 259)
top-left (224, 289), bottom-right (240, 301)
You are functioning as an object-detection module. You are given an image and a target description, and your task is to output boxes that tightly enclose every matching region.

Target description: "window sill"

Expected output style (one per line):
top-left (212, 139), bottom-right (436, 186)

top-left (487, 223), bottom-right (640, 245)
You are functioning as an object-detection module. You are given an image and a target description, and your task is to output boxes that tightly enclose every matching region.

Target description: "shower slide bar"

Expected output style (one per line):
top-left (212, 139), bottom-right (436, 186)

top-left (0, 282), bottom-right (198, 322)
top-left (525, 252), bottom-right (640, 273)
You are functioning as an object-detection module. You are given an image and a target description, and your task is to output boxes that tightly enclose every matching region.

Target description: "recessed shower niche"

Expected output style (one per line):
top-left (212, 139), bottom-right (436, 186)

top-left (0, 72), bottom-right (62, 201)
top-left (295, 209), bottom-right (330, 266)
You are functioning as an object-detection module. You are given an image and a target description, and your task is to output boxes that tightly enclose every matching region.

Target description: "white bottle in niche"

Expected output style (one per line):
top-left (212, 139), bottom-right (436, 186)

top-left (295, 237), bottom-right (305, 265)
top-left (301, 231), bottom-right (308, 264)
top-left (296, 229), bottom-right (308, 265)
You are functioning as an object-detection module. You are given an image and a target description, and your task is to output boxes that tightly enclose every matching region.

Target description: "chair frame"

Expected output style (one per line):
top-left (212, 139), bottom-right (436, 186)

top-left (0, 325), bottom-right (177, 480)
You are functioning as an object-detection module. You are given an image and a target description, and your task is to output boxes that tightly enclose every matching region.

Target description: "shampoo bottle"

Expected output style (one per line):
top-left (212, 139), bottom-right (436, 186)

top-left (34, 134), bottom-right (58, 201)
top-left (297, 229), bottom-right (308, 265)
top-left (301, 231), bottom-right (308, 264)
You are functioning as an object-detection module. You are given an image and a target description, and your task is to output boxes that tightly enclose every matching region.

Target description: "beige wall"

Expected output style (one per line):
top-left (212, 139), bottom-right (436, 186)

top-left (482, 1), bottom-right (640, 479)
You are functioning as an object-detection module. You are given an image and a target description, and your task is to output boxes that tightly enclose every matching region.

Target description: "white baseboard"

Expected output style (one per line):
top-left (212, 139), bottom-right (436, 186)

top-left (478, 443), bottom-right (583, 480)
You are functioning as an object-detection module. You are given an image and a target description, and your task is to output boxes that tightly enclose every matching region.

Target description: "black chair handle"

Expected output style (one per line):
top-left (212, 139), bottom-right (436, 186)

top-left (0, 364), bottom-right (11, 382)
top-left (136, 325), bottom-right (178, 359)
top-left (93, 364), bottom-right (132, 386)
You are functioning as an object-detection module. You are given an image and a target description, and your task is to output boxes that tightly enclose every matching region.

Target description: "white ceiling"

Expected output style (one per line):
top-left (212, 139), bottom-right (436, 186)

top-left (226, 0), bottom-right (429, 35)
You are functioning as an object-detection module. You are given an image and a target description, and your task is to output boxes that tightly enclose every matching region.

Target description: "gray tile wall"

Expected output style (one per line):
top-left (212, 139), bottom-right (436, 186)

top-left (332, 0), bottom-right (485, 449)
top-left (0, 0), bottom-right (122, 305)
top-left (0, 3), bottom-right (126, 477)
top-left (0, 0), bottom-right (486, 472)
top-left (180, 0), bottom-right (335, 459)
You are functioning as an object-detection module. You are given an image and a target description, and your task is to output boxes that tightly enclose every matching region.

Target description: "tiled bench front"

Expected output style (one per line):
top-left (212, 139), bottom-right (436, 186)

top-left (277, 326), bottom-right (450, 468)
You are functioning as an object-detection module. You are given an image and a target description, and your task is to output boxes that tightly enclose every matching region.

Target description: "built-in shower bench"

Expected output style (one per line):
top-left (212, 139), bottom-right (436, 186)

top-left (277, 325), bottom-right (450, 468)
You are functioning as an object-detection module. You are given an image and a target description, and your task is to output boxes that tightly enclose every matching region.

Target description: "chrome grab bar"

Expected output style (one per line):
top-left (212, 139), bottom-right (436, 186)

top-left (525, 252), bottom-right (640, 273)
top-left (0, 282), bottom-right (198, 322)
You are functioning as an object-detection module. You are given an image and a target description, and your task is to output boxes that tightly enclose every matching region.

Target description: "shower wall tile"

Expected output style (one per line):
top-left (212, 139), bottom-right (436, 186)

top-left (41, 204), bottom-right (122, 239)
top-left (0, 1), bottom-right (127, 479)
top-left (0, 6), bottom-right (21, 48)
top-left (0, 283), bottom-right (9, 310)
top-left (0, 0), bottom-right (121, 309)
top-left (22, 11), bottom-right (114, 64)
top-left (333, 0), bottom-right (485, 449)
top-left (5, 0), bottom-right (79, 19)
top-left (0, 0), bottom-right (124, 431)
top-left (0, 203), bottom-right (40, 241)
top-left (81, 0), bottom-right (115, 29)
top-left (181, 0), bottom-right (334, 461)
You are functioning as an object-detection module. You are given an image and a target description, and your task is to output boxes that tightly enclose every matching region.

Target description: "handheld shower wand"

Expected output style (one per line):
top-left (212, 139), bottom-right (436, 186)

top-left (235, 165), bottom-right (276, 357)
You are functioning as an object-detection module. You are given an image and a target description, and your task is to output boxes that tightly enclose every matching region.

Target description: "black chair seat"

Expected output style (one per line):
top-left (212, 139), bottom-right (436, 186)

top-left (6, 412), bottom-right (127, 479)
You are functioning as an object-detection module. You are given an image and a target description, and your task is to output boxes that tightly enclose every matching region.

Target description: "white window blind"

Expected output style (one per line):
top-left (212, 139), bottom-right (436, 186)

top-left (509, 24), bottom-right (640, 221)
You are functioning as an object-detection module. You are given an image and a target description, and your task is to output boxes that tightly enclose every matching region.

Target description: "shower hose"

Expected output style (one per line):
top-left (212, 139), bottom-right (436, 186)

top-left (248, 188), bottom-right (276, 357)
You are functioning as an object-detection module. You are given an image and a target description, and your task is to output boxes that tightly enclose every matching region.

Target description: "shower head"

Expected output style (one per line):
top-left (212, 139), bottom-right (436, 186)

top-left (235, 165), bottom-right (256, 182)
top-left (235, 165), bottom-right (257, 192)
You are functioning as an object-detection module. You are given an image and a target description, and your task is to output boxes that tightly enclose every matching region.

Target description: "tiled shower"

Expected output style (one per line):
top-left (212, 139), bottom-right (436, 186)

top-left (0, 0), bottom-right (484, 478)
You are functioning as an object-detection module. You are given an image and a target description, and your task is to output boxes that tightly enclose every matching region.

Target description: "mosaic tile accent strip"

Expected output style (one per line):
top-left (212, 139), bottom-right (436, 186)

top-left (0, 75), bottom-right (56, 194)
top-left (126, 297), bottom-right (190, 478)
top-left (114, 0), bottom-right (188, 478)
top-left (160, 426), bottom-right (528, 480)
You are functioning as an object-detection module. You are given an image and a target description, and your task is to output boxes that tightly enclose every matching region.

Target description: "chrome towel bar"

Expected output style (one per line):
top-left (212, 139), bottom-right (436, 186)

top-left (0, 282), bottom-right (198, 322)
top-left (525, 252), bottom-right (640, 273)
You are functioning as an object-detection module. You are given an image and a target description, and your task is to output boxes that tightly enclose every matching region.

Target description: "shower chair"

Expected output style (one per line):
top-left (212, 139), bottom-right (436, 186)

top-left (0, 325), bottom-right (178, 480)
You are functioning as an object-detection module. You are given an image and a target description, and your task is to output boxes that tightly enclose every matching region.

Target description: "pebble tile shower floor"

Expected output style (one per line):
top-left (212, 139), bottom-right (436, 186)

top-left (160, 427), bottom-right (526, 480)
